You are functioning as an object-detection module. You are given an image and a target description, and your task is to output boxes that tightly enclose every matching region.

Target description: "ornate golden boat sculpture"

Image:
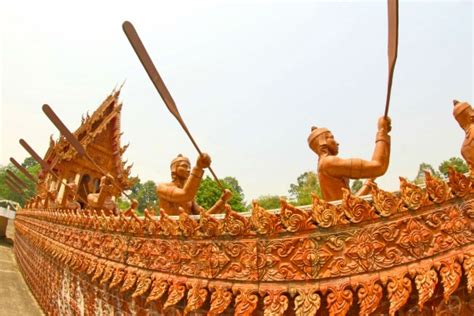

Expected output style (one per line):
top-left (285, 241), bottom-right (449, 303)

top-left (13, 92), bottom-right (474, 314)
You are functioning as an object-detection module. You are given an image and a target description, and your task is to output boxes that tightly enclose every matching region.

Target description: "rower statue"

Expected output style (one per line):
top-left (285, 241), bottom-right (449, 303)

top-left (61, 182), bottom-right (81, 210)
top-left (87, 174), bottom-right (118, 215)
top-left (308, 116), bottom-right (392, 201)
top-left (156, 153), bottom-right (232, 215)
top-left (453, 100), bottom-right (474, 175)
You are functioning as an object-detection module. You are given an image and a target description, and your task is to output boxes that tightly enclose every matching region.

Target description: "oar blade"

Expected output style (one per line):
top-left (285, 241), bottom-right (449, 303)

top-left (387, 0), bottom-right (399, 67)
top-left (42, 104), bottom-right (86, 157)
top-left (122, 21), bottom-right (183, 124)
top-left (10, 157), bottom-right (37, 182)
top-left (6, 170), bottom-right (27, 189)
top-left (5, 179), bottom-right (23, 194)
top-left (384, 0), bottom-right (399, 117)
top-left (19, 139), bottom-right (51, 172)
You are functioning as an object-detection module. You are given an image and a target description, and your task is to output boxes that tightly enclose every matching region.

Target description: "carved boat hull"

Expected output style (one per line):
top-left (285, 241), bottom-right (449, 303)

top-left (14, 170), bottom-right (474, 315)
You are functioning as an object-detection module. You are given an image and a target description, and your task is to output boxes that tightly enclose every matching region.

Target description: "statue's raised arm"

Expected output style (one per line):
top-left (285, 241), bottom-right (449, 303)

top-left (453, 100), bottom-right (474, 174)
top-left (308, 116), bottom-right (392, 201)
top-left (156, 154), bottom-right (232, 215)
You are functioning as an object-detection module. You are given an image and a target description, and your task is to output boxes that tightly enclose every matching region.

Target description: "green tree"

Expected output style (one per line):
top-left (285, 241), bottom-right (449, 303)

top-left (196, 176), bottom-right (247, 212)
top-left (22, 157), bottom-right (37, 169)
top-left (438, 157), bottom-right (468, 177)
top-left (255, 195), bottom-right (282, 210)
top-left (223, 176), bottom-right (244, 199)
top-left (129, 179), bottom-right (158, 213)
top-left (288, 171), bottom-right (321, 205)
top-left (413, 162), bottom-right (441, 185)
top-left (351, 180), bottom-right (363, 193)
top-left (116, 197), bottom-right (131, 211)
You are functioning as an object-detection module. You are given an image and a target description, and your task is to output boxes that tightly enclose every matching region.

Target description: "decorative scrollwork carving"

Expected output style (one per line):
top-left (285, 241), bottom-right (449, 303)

top-left (92, 261), bottom-right (105, 282)
top-left (163, 281), bottom-right (186, 310)
top-left (261, 288), bottom-right (289, 316)
top-left (208, 283), bottom-right (233, 315)
top-left (356, 278), bottom-right (383, 315)
top-left (368, 181), bottom-right (405, 217)
top-left (385, 272), bottom-right (412, 316)
top-left (132, 274), bottom-right (152, 298)
top-left (158, 212), bottom-right (180, 236)
top-left (222, 205), bottom-right (250, 236)
top-left (184, 282), bottom-right (208, 314)
top-left (414, 268), bottom-right (438, 310)
top-left (250, 201), bottom-right (282, 235)
top-left (143, 210), bottom-right (160, 235)
top-left (342, 189), bottom-right (377, 223)
top-left (280, 199), bottom-right (315, 232)
top-left (399, 177), bottom-right (428, 210)
top-left (109, 265), bottom-right (125, 290)
top-left (463, 251), bottom-right (474, 294)
top-left (178, 212), bottom-right (199, 237)
top-left (100, 264), bottom-right (114, 285)
top-left (461, 200), bottom-right (474, 219)
top-left (311, 193), bottom-right (348, 227)
top-left (325, 282), bottom-right (353, 316)
top-left (447, 167), bottom-right (472, 197)
top-left (199, 208), bottom-right (222, 237)
top-left (120, 269), bottom-right (138, 293)
top-left (293, 287), bottom-right (321, 316)
top-left (398, 219), bottom-right (433, 258)
top-left (146, 276), bottom-right (169, 304)
top-left (425, 171), bottom-right (451, 204)
top-left (438, 258), bottom-right (462, 302)
top-left (86, 259), bottom-right (97, 276)
top-left (234, 287), bottom-right (259, 316)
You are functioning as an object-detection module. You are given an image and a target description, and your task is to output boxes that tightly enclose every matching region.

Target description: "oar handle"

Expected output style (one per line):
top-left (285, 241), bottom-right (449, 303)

top-left (384, 63), bottom-right (396, 117)
top-left (181, 124), bottom-right (224, 189)
top-left (123, 21), bottom-right (225, 191)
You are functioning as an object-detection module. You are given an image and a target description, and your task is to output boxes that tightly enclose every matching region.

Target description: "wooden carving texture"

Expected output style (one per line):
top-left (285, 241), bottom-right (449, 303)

top-left (12, 169), bottom-right (474, 315)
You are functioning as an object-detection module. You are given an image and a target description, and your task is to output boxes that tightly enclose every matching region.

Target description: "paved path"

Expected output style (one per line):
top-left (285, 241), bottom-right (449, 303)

top-left (0, 220), bottom-right (42, 315)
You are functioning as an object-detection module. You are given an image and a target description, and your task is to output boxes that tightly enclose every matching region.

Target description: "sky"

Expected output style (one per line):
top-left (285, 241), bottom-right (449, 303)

top-left (1, 0), bottom-right (473, 202)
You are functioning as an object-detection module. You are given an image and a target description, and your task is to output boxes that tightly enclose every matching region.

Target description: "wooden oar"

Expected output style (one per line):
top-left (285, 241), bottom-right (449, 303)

top-left (122, 21), bottom-right (224, 190)
top-left (6, 170), bottom-right (28, 189)
top-left (384, 0), bottom-right (399, 117)
top-left (5, 180), bottom-right (23, 195)
top-left (10, 157), bottom-right (37, 182)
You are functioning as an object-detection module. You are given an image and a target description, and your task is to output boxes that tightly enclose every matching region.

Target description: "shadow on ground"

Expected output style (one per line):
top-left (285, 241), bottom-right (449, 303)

top-left (0, 236), bottom-right (14, 248)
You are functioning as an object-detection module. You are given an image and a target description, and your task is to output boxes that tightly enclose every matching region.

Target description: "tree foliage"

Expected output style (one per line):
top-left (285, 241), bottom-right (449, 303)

top-left (413, 162), bottom-right (441, 184)
top-left (438, 157), bottom-right (468, 177)
top-left (128, 179), bottom-right (158, 212)
top-left (0, 158), bottom-right (40, 205)
top-left (288, 171), bottom-right (321, 205)
top-left (351, 180), bottom-right (363, 193)
top-left (255, 195), bottom-right (282, 210)
top-left (196, 176), bottom-right (247, 212)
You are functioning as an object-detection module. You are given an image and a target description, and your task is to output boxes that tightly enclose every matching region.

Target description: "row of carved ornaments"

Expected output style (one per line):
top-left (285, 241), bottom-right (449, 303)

top-left (14, 169), bottom-right (474, 315)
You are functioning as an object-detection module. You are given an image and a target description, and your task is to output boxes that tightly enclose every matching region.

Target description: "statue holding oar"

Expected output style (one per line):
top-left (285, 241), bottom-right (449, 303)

top-left (123, 21), bottom-right (232, 215)
top-left (156, 154), bottom-right (232, 215)
top-left (453, 100), bottom-right (474, 175)
top-left (308, 117), bottom-right (392, 201)
top-left (309, 0), bottom-right (398, 201)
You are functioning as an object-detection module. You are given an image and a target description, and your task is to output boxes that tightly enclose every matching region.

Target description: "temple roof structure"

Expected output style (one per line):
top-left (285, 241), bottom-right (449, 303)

top-left (40, 88), bottom-right (134, 196)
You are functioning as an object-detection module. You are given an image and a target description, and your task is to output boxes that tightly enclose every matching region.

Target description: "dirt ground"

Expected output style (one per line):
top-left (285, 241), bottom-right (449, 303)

top-left (0, 219), bottom-right (42, 315)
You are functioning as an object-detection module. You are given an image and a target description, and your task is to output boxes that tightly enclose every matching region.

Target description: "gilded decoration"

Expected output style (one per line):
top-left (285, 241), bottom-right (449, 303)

top-left (13, 168), bottom-right (474, 315)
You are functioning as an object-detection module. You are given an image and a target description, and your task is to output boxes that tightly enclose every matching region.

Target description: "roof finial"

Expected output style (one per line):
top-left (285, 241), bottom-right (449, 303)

top-left (114, 79), bottom-right (127, 97)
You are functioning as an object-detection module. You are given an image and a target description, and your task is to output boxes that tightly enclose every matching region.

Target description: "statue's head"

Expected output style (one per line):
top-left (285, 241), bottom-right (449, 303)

top-left (170, 154), bottom-right (191, 181)
top-left (308, 126), bottom-right (339, 156)
top-left (453, 100), bottom-right (473, 129)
